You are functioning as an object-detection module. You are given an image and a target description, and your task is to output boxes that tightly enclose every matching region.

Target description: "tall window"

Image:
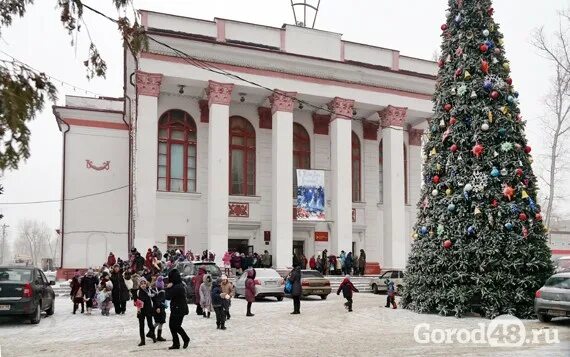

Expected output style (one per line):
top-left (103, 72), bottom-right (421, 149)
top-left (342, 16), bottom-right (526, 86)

top-left (404, 144), bottom-right (408, 204)
top-left (158, 110), bottom-right (197, 192)
top-left (230, 116), bottom-right (256, 195)
top-left (293, 123), bottom-right (311, 196)
top-left (378, 141), bottom-right (408, 204)
top-left (352, 131), bottom-right (361, 202)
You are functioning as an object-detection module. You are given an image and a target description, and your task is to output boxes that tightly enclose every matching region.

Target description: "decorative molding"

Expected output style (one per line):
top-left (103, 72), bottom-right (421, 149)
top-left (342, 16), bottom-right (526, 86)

top-left (312, 112), bottom-right (330, 135)
top-left (86, 160), bottom-right (110, 171)
top-left (352, 208), bottom-right (356, 223)
top-left (228, 202), bottom-right (249, 217)
top-left (409, 128), bottom-right (424, 146)
top-left (379, 105), bottom-right (408, 128)
top-left (362, 120), bottom-right (380, 140)
top-left (136, 70), bottom-right (162, 97)
top-left (269, 90), bottom-right (297, 114)
top-left (206, 80), bottom-right (234, 106)
top-left (328, 97), bottom-right (355, 120)
top-left (199, 99), bottom-right (209, 123)
top-left (258, 107), bottom-right (272, 129)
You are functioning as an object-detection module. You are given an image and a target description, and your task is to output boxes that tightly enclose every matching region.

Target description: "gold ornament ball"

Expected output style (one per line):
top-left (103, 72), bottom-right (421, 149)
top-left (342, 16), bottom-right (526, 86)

top-left (446, 188), bottom-right (452, 196)
top-left (503, 62), bottom-right (510, 71)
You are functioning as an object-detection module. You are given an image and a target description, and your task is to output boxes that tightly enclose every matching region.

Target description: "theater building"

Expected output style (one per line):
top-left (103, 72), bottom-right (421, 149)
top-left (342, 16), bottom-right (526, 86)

top-left (53, 10), bottom-right (436, 275)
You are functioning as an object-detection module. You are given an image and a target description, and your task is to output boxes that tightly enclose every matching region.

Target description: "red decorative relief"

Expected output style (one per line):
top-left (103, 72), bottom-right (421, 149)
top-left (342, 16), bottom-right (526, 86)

top-left (199, 99), bottom-right (209, 123)
top-left (258, 107), bottom-right (272, 129)
top-left (228, 202), bottom-right (249, 217)
top-left (328, 97), bottom-right (355, 120)
top-left (362, 120), bottom-right (380, 140)
top-left (312, 113), bottom-right (330, 135)
top-left (136, 70), bottom-right (162, 97)
top-left (86, 160), bottom-right (110, 171)
top-left (379, 105), bottom-right (407, 128)
top-left (207, 81), bottom-right (234, 106)
top-left (269, 90), bottom-right (297, 114)
top-left (409, 128), bottom-right (424, 146)
top-left (352, 208), bottom-right (356, 222)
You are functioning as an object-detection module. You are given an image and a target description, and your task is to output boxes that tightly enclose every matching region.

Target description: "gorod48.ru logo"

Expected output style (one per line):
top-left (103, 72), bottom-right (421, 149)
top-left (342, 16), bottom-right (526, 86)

top-left (414, 314), bottom-right (559, 347)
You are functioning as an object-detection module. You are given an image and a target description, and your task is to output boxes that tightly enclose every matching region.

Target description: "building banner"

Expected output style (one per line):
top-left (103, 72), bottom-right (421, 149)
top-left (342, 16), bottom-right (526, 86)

top-left (296, 169), bottom-right (325, 221)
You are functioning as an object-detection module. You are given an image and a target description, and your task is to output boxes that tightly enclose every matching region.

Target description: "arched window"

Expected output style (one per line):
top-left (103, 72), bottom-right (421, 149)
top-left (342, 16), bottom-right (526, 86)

top-left (293, 123), bottom-right (311, 197)
top-left (379, 140), bottom-right (384, 203)
top-left (352, 131), bottom-right (361, 202)
top-left (230, 116), bottom-right (256, 196)
top-left (404, 144), bottom-right (408, 204)
top-left (157, 110), bottom-right (197, 192)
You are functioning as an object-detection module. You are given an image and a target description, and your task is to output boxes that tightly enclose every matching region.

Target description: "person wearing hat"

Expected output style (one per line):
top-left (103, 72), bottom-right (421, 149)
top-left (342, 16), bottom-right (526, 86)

top-left (70, 270), bottom-right (84, 314)
top-left (336, 274), bottom-right (359, 312)
top-left (135, 277), bottom-right (156, 346)
top-left (151, 276), bottom-right (167, 342)
top-left (220, 274), bottom-right (235, 320)
top-left (81, 269), bottom-right (99, 315)
top-left (288, 265), bottom-right (302, 315)
top-left (165, 269), bottom-right (190, 349)
top-left (110, 264), bottom-right (130, 315)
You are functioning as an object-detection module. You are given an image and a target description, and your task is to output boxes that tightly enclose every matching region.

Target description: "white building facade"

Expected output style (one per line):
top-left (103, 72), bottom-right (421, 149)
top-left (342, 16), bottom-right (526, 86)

top-left (54, 10), bottom-right (436, 277)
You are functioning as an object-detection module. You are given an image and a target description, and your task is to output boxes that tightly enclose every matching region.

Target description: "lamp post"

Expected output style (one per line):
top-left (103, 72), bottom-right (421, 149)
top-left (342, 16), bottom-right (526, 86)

top-left (290, 0), bottom-right (321, 28)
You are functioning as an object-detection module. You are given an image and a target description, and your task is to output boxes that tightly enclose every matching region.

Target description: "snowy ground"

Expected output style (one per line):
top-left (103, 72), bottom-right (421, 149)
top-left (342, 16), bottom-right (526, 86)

top-left (0, 293), bottom-right (568, 357)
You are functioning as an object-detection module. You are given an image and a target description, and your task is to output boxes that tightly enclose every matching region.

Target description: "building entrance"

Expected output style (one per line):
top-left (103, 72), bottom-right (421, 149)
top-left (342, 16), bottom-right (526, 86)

top-left (228, 239), bottom-right (251, 254)
top-left (293, 240), bottom-right (305, 256)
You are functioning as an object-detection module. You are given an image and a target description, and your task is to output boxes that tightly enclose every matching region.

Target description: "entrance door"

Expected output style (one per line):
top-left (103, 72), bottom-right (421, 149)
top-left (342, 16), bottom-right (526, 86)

top-left (228, 239), bottom-right (249, 254)
top-left (293, 240), bottom-right (305, 256)
top-left (352, 242), bottom-right (357, 255)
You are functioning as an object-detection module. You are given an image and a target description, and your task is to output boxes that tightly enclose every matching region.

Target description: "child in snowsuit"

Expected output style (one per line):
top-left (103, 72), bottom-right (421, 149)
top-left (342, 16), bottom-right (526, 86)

top-left (199, 274), bottom-right (213, 318)
top-left (336, 275), bottom-right (359, 312)
top-left (99, 281), bottom-right (114, 316)
top-left (70, 271), bottom-right (84, 314)
top-left (385, 279), bottom-right (397, 309)
top-left (211, 278), bottom-right (228, 330)
top-left (151, 276), bottom-right (167, 342)
top-left (136, 277), bottom-right (156, 346)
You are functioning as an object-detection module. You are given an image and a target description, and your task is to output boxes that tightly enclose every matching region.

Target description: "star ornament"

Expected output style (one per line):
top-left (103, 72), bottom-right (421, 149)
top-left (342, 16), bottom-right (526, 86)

top-left (503, 185), bottom-right (515, 201)
top-left (472, 143), bottom-right (484, 158)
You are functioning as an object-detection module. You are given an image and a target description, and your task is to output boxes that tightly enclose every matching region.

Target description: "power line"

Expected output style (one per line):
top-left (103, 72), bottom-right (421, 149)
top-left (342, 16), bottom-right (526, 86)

top-left (65, 230), bottom-right (127, 235)
top-left (0, 184), bottom-right (129, 206)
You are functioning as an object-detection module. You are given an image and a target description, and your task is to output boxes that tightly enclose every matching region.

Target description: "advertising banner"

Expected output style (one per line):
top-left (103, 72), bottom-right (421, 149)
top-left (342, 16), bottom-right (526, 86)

top-left (296, 169), bottom-right (325, 221)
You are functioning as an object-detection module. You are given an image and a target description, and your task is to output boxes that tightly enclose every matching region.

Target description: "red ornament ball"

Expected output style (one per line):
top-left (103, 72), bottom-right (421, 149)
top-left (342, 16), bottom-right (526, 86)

top-left (450, 144), bottom-right (458, 153)
top-left (455, 68), bottom-right (463, 77)
top-left (480, 44), bottom-right (489, 53)
top-left (433, 175), bottom-right (440, 184)
top-left (449, 116), bottom-right (457, 125)
top-left (516, 168), bottom-right (523, 177)
top-left (438, 59), bottom-right (444, 68)
top-left (444, 103), bottom-right (452, 112)
top-left (524, 145), bottom-right (532, 154)
top-left (494, 48), bottom-right (501, 55)
top-left (516, 114), bottom-right (523, 122)
top-left (488, 7), bottom-right (495, 15)
top-left (443, 240), bottom-right (453, 249)
top-left (441, 24), bottom-right (448, 31)
top-left (490, 91), bottom-right (500, 100)
top-left (480, 60), bottom-right (489, 74)
top-left (492, 199), bottom-right (499, 207)
top-left (506, 78), bottom-right (513, 85)
top-left (472, 143), bottom-right (484, 158)
top-left (536, 213), bottom-right (543, 221)
top-left (519, 213), bottom-right (528, 221)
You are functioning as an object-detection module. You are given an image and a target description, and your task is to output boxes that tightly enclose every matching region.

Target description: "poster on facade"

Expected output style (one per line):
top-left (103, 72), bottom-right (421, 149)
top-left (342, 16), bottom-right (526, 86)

top-left (296, 169), bottom-right (325, 221)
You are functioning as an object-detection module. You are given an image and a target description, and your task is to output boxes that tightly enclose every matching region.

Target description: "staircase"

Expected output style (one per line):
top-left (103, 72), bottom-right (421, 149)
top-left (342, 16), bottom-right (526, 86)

top-left (53, 281), bottom-right (71, 296)
top-left (326, 276), bottom-right (372, 293)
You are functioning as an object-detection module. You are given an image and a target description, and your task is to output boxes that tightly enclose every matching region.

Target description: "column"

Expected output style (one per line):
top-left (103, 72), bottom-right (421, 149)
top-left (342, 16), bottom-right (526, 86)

top-left (270, 90), bottom-right (296, 269)
top-left (407, 128), bottom-right (424, 258)
top-left (207, 81), bottom-right (234, 264)
top-left (380, 105), bottom-right (407, 269)
top-left (134, 71), bottom-right (162, 251)
top-left (329, 97), bottom-right (355, 256)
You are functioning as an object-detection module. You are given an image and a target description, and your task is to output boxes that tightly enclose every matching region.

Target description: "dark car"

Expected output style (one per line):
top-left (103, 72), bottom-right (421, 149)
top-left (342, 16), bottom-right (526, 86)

top-left (176, 261), bottom-right (221, 304)
top-left (284, 270), bottom-right (331, 300)
top-left (0, 266), bottom-right (55, 324)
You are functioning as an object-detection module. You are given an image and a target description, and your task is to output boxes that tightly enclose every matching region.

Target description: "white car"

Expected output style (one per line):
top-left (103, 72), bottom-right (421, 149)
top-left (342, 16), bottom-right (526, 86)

top-left (554, 256), bottom-right (570, 273)
top-left (369, 270), bottom-right (404, 295)
top-left (235, 268), bottom-right (284, 301)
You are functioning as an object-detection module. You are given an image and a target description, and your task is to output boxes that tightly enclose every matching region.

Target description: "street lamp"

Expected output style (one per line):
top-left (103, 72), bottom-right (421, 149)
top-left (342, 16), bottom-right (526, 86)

top-left (290, 0), bottom-right (321, 28)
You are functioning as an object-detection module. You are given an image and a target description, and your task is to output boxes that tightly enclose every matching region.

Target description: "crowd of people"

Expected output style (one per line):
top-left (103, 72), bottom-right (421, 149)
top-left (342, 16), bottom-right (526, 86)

top-left (300, 249), bottom-right (367, 276)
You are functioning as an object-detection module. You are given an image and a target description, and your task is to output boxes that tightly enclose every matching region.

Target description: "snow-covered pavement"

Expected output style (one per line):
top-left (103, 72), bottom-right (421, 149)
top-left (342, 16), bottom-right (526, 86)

top-left (0, 293), bottom-right (568, 357)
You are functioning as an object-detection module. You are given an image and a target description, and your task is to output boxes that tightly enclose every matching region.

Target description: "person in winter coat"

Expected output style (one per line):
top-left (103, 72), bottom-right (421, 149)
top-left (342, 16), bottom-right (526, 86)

top-left (98, 280), bottom-right (113, 316)
top-left (151, 276), bottom-right (167, 342)
top-left (345, 252), bottom-right (353, 275)
top-left (309, 256), bottom-right (316, 270)
top-left (145, 248), bottom-right (153, 270)
top-left (199, 274), bottom-right (213, 318)
top-left (135, 277), bottom-right (156, 346)
top-left (193, 267), bottom-right (207, 315)
top-left (152, 245), bottom-right (163, 261)
top-left (288, 266), bottom-right (302, 314)
top-left (261, 250), bottom-right (271, 268)
top-left (134, 252), bottom-right (145, 273)
top-left (107, 252), bottom-right (116, 267)
top-left (385, 279), bottom-right (397, 309)
top-left (124, 270), bottom-right (134, 294)
top-left (70, 270), bottom-right (84, 314)
top-left (321, 250), bottom-right (328, 276)
top-left (110, 264), bottom-right (130, 314)
top-left (165, 269), bottom-right (190, 350)
top-left (211, 278), bottom-right (228, 330)
top-left (245, 269), bottom-right (260, 316)
top-left (220, 274), bottom-right (235, 320)
top-left (339, 251), bottom-right (346, 275)
top-left (358, 249), bottom-right (366, 276)
top-left (130, 270), bottom-right (140, 300)
top-left (337, 275), bottom-right (359, 312)
top-left (80, 269), bottom-right (99, 315)
top-left (222, 252), bottom-right (232, 276)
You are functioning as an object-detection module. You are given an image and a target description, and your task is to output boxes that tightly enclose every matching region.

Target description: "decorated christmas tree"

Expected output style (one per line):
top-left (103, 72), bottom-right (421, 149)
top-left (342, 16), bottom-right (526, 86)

top-left (401, 0), bottom-right (553, 318)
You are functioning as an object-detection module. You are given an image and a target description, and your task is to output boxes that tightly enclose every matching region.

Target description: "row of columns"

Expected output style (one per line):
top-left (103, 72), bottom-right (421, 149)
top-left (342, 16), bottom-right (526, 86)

top-left (134, 71), bottom-right (414, 269)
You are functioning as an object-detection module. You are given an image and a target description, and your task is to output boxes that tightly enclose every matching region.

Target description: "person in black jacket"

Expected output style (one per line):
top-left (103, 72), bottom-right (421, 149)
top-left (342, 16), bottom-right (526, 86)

top-left (110, 265), bottom-right (129, 315)
top-left (80, 269), bottom-right (99, 315)
top-left (211, 278), bottom-right (227, 330)
top-left (165, 269), bottom-right (190, 350)
top-left (136, 277), bottom-right (156, 346)
top-left (151, 276), bottom-right (167, 342)
top-left (288, 265), bottom-right (302, 314)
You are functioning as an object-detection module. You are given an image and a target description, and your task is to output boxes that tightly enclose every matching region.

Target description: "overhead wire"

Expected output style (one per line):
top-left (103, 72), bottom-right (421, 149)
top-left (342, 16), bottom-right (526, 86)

top-left (0, 185), bottom-right (129, 205)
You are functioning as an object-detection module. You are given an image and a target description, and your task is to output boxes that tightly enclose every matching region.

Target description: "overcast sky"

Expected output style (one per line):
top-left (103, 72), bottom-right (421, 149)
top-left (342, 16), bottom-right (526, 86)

top-left (0, 0), bottom-right (569, 244)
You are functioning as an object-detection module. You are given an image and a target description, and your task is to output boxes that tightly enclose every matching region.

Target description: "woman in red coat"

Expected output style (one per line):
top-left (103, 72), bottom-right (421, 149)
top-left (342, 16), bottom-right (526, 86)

top-left (245, 269), bottom-right (259, 317)
top-left (309, 256), bottom-right (316, 270)
top-left (145, 249), bottom-right (153, 269)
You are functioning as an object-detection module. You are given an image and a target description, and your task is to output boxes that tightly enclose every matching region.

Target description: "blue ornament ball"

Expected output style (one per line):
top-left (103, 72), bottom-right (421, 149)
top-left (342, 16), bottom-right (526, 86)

top-left (467, 226), bottom-right (476, 235)
top-left (505, 222), bottom-right (514, 230)
top-left (514, 91), bottom-right (519, 98)
top-left (455, 14), bottom-right (462, 23)
top-left (491, 167), bottom-right (500, 177)
top-left (420, 226), bottom-right (428, 235)
top-left (483, 80), bottom-right (493, 92)
top-left (485, 40), bottom-right (495, 50)
top-left (507, 95), bottom-right (515, 103)
top-left (498, 128), bottom-right (507, 136)
top-left (448, 203), bottom-right (456, 212)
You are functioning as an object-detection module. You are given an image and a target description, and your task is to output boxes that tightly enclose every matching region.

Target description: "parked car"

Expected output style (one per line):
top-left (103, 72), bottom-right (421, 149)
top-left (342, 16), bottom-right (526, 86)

top-left (535, 272), bottom-right (570, 322)
top-left (176, 261), bottom-right (221, 304)
top-left (235, 268), bottom-right (284, 301)
top-left (0, 266), bottom-right (55, 324)
top-left (554, 256), bottom-right (570, 273)
top-left (369, 270), bottom-right (404, 295)
top-left (294, 270), bottom-right (331, 300)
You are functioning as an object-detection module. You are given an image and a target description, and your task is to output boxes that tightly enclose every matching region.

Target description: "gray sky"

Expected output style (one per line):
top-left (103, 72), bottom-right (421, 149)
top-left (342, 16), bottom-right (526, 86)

top-left (0, 0), bottom-right (569, 244)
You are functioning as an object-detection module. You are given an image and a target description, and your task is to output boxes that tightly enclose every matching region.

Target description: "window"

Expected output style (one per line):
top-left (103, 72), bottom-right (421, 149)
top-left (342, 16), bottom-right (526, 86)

top-left (230, 116), bottom-right (256, 196)
top-left (293, 123), bottom-right (311, 196)
top-left (404, 144), bottom-right (408, 204)
top-left (352, 131), bottom-right (361, 202)
top-left (157, 110), bottom-right (197, 192)
top-left (379, 141), bottom-right (408, 204)
top-left (167, 236), bottom-right (185, 252)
